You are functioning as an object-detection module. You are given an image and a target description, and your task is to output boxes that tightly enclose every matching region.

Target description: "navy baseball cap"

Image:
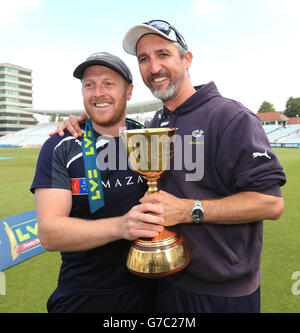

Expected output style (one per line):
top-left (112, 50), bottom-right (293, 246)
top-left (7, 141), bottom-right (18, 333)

top-left (123, 20), bottom-right (188, 56)
top-left (73, 52), bottom-right (133, 83)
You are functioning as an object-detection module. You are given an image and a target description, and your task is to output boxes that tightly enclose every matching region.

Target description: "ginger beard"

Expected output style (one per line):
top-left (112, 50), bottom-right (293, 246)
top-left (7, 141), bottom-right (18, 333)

top-left (84, 94), bottom-right (127, 128)
top-left (82, 66), bottom-right (132, 130)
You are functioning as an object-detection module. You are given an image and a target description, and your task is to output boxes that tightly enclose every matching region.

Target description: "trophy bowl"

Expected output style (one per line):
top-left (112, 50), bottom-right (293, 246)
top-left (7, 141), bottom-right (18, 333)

top-left (122, 128), bottom-right (191, 277)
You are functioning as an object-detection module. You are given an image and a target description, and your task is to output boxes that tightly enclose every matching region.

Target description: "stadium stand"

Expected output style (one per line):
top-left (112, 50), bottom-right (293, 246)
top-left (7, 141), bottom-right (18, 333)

top-left (0, 100), bottom-right (163, 147)
top-left (1, 123), bottom-right (300, 148)
top-left (1, 107), bottom-right (300, 148)
top-left (263, 124), bottom-right (300, 144)
top-left (262, 125), bottom-right (281, 134)
top-left (0, 123), bottom-right (60, 147)
top-left (0, 100), bottom-right (162, 147)
top-left (258, 112), bottom-right (300, 148)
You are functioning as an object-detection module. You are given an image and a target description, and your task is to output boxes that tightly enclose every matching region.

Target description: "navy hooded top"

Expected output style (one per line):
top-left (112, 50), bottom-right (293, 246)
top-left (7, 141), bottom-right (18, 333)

top-left (150, 81), bottom-right (286, 297)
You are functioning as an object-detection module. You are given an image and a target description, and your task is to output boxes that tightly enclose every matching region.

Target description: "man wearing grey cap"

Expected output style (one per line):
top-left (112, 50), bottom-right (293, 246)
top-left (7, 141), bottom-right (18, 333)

top-left (58, 20), bottom-right (286, 313)
top-left (123, 20), bottom-right (286, 313)
top-left (30, 52), bottom-right (163, 313)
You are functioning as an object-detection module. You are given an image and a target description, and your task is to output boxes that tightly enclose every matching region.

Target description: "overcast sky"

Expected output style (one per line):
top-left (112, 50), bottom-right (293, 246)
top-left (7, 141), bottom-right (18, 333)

top-left (1, 0), bottom-right (299, 113)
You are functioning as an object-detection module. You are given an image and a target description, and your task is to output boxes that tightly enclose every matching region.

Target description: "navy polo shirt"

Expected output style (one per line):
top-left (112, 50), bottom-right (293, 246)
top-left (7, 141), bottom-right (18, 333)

top-left (31, 126), bottom-right (148, 293)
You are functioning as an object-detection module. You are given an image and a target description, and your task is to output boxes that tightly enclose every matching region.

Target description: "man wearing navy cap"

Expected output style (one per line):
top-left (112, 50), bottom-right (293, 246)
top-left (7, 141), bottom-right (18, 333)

top-left (31, 52), bottom-right (164, 313)
top-left (56, 21), bottom-right (286, 313)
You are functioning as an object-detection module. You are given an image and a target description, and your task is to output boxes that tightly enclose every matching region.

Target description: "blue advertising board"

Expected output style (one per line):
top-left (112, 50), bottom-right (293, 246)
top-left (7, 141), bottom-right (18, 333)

top-left (0, 210), bottom-right (45, 271)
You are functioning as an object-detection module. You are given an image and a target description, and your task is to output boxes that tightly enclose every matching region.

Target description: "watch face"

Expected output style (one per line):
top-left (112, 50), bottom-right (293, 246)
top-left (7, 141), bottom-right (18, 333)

top-left (192, 208), bottom-right (203, 220)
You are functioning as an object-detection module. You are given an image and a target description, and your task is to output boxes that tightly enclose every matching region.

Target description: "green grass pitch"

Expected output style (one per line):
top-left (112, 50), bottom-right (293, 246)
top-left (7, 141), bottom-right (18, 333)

top-left (0, 147), bottom-right (299, 313)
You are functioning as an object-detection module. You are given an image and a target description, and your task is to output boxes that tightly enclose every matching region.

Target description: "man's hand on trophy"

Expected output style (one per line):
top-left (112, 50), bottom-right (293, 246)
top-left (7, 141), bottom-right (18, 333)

top-left (139, 190), bottom-right (193, 226)
top-left (120, 203), bottom-right (165, 240)
top-left (49, 113), bottom-right (88, 138)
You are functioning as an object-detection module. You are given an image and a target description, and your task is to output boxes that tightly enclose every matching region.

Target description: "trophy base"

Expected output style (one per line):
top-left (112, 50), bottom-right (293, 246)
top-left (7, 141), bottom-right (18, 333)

top-left (127, 232), bottom-right (191, 278)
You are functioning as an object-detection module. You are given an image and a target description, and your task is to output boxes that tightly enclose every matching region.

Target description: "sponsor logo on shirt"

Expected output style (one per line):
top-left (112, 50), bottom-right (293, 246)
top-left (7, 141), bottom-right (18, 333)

top-left (71, 175), bottom-right (144, 195)
top-left (252, 150), bottom-right (271, 160)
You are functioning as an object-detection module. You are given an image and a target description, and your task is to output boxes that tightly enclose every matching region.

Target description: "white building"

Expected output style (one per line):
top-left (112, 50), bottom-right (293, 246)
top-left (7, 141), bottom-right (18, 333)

top-left (0, 63), bottom-right (36, 136)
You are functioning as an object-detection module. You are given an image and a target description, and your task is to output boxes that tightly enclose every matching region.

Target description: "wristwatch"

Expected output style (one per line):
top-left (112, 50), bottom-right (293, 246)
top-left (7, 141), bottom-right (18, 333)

top-left (190, 200), bottom-right (204, 224)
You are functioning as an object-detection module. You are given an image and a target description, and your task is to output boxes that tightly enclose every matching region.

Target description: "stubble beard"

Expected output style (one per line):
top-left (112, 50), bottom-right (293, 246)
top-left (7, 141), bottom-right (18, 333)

top-left (147, 72), bottom-right (183, 102)
top-left (150, 82), bottom-right (176, 101)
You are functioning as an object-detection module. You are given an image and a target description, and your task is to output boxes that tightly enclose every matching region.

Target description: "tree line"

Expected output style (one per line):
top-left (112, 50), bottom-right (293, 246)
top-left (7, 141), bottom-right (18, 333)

top-left (258, 97), bottom-right (300, 117)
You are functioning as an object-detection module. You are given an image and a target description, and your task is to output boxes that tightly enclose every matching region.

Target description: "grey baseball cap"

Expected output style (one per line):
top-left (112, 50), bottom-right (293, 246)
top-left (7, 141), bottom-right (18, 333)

top-left (123, 20), bottom-right (188, 56)
top-left (73, 52), bottom-right (133, 83)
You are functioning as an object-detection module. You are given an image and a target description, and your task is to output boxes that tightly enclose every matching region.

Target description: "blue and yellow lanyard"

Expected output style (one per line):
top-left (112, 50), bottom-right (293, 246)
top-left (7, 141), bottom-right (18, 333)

top-left (82, 118), bottom-right (144, 214)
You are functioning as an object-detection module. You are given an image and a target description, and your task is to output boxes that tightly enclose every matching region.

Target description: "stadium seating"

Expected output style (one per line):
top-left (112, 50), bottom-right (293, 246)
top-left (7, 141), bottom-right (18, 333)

top-left (1, 121), bottom-right (300, 148)
top-left (0, 123), bottom-right (60, 147)
top-left (262, 125), bottom-right (281, 134)
top-left (263, 124), bottom-right (300, 144)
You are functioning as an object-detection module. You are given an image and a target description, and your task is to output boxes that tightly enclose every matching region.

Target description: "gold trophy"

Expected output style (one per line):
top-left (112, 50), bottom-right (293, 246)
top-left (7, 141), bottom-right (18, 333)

top-left (122, 128), bottom-right (191, 277)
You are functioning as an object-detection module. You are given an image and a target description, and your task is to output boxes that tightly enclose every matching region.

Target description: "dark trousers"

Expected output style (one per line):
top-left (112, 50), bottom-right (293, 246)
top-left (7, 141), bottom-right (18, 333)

top-left (156, 280), bottom-right (260, 313)
top-left (47, 283), bottom-right (156, 313)
top-left (47, 280), bottom-right (260, 313)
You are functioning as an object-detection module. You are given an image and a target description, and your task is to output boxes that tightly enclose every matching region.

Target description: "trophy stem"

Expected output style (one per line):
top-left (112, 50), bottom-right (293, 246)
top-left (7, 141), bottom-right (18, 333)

top-left (147, 179), bottom-right (158, 193)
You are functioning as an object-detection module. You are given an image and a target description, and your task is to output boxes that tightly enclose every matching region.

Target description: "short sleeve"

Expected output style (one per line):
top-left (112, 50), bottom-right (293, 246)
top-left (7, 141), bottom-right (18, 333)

top-left (30, 136), bottom-right (72, 193)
